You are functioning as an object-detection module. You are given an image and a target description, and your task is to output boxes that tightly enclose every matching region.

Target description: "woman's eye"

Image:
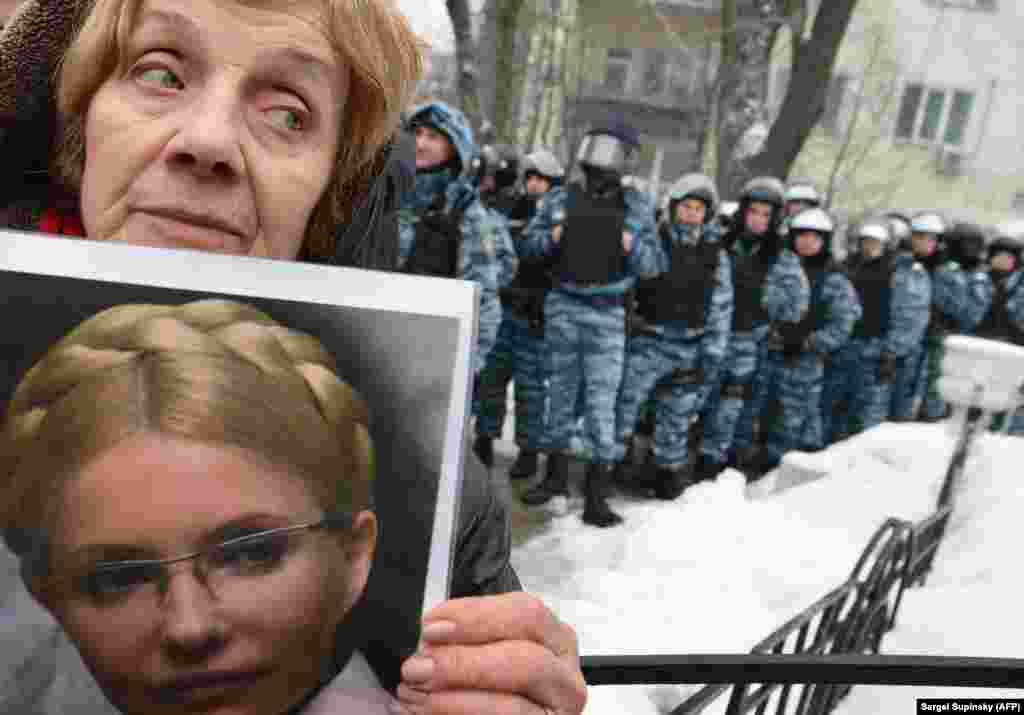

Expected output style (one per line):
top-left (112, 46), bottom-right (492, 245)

top-left (211, 534), bottom-right (289, 572)
top-left (79, 564), bottom-right (156, 602)
top-left (266, 108), bottom-right (306, 133)
top-left (137, 67), bottom-right (184, 91)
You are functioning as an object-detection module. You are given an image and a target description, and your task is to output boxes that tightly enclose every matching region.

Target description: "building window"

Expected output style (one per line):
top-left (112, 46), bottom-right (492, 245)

top-left (893, 82), bottom-right (974, 147)
top-left (923, 0), bottom-right (996, 11)
top-left (604, 48), bottom-right (632, 94)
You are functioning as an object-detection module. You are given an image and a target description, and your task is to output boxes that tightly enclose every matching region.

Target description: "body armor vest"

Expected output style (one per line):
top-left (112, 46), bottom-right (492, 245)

top-left (977, 275), bottom-right (1024, 345)
top-left (731, 245), bottom-right (774, 331)
top-left (556, 183), bottom-right (626, 286)
top-left (635, 224), bottom-right (719, 327)
top-left (850, 257), bottom-right (893, 339)
top-left (404, 196), bottom-right (463, 278)
top-left (784, 265), bottom-right (832, 348)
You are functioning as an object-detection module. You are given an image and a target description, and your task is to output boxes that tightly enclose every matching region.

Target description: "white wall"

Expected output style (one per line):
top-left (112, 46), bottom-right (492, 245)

top-left (888, 1), bottom-right (1024, 177)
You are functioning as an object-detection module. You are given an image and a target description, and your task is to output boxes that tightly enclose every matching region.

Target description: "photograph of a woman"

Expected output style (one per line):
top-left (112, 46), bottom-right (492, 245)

top-left (1, 300), bottom-right (389, 713)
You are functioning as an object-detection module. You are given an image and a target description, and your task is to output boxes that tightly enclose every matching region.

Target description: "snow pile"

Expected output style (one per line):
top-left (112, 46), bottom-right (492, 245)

top-left (509, 421), bottom-right (1022, 714)
top-left (834, 431), bottom-right (1024, 713)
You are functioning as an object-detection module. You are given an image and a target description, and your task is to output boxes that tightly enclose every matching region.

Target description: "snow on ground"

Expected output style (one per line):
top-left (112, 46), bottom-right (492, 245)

top-left (503, 416), bottom-right (1024, 714)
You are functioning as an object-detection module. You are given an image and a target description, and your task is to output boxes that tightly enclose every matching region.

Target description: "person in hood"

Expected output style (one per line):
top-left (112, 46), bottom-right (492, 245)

top-left (473, 149), bottom-right (565, 480)
top-left (399, 102), bottom-right (505, 376)
top-left (907, 212), bottom-right (968, 421)
top-left (0, 2), bottom-right (587, 714)
top-left (750, 207), bottom-right (860, 476)
top-left (518, 122), bottom-right (659, 527)
top-left (695, 176), bottom-right (810, 482)
top-left (977, 233), bottom-right (1024, 434)
top-left (612, 172), bottom-right (732, 497)
top-left (824, 218), bottom-right (930, 442)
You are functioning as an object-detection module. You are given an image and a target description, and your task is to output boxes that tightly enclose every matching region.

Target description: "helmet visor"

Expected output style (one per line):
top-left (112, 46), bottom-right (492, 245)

top-left (576, 134), bottom-right (632, 173)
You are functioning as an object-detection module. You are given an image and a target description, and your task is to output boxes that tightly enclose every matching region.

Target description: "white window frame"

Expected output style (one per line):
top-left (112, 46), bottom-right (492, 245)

top-left (893, 81), bottom-right (975, 149)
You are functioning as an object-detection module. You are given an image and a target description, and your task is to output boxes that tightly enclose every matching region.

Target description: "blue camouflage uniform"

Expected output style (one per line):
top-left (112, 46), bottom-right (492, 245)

top-left (398, 102), bottom-right (504, 376)
top-left (889, 253), bottom-right (935, 420)
top-left (522, 182), bottom-right (659, 464)
top-left (961, 267), bottom-right (995, 335)
top-left (913, 259), bottom-right (968, 420)
top-left (699, 242), bottom-right (810, 467)
top-left (825, 252), bottom-right (931, 441)
top-left (614, 221), bottom-right (732, 468)
top-left (475, 195), bottom-right (551, 452)
top-left (976, 268), bottom-right (1024, 434)
top-left (761, 264), bottom-right (860, 465)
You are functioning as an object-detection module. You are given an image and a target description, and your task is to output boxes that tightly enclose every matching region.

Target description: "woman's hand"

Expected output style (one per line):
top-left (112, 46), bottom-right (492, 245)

top-left (395, 593), bottom-right (587, 715)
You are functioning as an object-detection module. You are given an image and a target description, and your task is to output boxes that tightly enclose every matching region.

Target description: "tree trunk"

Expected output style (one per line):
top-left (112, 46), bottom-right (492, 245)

top-left (492, 0), bottom-right (531, 144)
top-left (446, 0), bottom-right (483, 128)
top-left (745, 0), bottom-right (860, 187)
top-left (714, 0), bottom-right (781, 199)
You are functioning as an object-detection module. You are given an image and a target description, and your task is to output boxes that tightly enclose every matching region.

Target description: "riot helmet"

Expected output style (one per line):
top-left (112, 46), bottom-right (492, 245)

top-left (854, 217), bottom-right (893, 261)
top-left (909, 211), bottom-right (948, 262)
top-left (783, 180), bottom-right (822, 216)
top-left (663, 173), bottom-right (718, 226)
top-left (945, 221), bottom-right (988, 270)
top-left (885, 211), bottom-right (913, 251)
top-left (988, 233), bottom-right (1024, 275)
top-left (737, 176), bottom-right (785, 237)
top-left (717, 200), bottom-right (740, 232)
top-left (789, 206), bottom-right (834, 266)
top-left (575, 121), bottom-right (641, 184)
top-left (521, 149), bottom-right (564, 198)
top-left (492, 144), bottom-right (520, 192)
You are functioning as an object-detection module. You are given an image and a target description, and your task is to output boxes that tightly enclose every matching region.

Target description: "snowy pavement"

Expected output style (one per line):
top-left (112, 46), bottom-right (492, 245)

top-left (500, 416), bottom-right (1024, 714)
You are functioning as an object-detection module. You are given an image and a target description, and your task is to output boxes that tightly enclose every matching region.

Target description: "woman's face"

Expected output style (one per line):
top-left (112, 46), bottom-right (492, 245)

top-left (40, 433), bottom-right (374, 715)
top-left (79, 0), bottom-right (349, 260)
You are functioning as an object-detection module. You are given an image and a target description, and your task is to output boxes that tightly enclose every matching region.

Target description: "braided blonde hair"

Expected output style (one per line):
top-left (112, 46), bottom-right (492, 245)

top-left (0, 299), bottom-right (374, 574)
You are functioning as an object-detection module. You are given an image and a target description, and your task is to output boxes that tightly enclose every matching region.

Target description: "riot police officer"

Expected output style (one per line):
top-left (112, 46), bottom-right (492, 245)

top-left (398, 101), bottom-right (505, 376)
top-left (825, 217), bottom-right (930, 442)
top-left (519, 123), bottom-right (660, 527)
top-left (696, 177), bottom-right (810, 482)
top-left (614, 173), bottom-right (733, 497)
top-left (473, 150), bottom-right (565, 478)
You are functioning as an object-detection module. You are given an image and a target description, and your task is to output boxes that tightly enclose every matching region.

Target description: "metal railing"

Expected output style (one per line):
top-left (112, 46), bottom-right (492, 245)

top-left (579, 506), bottom-right (966, 714)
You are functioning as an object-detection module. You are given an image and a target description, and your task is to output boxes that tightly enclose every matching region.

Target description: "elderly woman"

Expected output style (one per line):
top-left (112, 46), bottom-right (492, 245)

top-left (0, 0), bottom-right (586, 713)
top-left (2, 300), bottom-right (389, 713)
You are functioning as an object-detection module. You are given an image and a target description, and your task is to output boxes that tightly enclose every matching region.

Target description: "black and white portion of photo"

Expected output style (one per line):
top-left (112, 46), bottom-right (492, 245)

top-left (0, 230), bottom-right (477, 713)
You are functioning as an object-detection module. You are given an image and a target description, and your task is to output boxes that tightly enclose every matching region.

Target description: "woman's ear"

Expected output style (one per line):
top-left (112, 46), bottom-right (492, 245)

top-left (338, 510), bottom-right (377, 612)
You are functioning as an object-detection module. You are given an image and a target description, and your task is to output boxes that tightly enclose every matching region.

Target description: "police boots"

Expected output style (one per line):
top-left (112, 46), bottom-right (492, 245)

top-left (509, 449), bottom-right (539, 480)
top-left (472, 434), bottom-right (494, 470)
top-left (521, 453), bottom-right (570, 506)
top-left (583, 463), bottom-right (623, 528)
top-left (653, 464), bottom-right (694, 501)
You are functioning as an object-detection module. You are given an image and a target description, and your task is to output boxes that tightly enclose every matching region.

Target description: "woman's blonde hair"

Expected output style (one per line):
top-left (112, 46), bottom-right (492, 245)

top-left (0, 299), bottom-right (375, 579)
top-left (53, 0), bottom-right (424, 262)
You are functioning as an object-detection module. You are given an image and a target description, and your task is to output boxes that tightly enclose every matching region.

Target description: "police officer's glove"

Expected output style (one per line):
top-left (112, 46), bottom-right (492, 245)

top-left (420, 207), bottom-right (462, 241)
top-left (879, 352), bottom-right (898, 384)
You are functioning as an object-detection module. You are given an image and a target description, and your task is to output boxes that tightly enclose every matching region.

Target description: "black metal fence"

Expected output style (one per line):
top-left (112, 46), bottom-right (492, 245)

top-left (579, 410), bottom-right (1015, 713)
top-left (579, 505), bottom-right (984, 715)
